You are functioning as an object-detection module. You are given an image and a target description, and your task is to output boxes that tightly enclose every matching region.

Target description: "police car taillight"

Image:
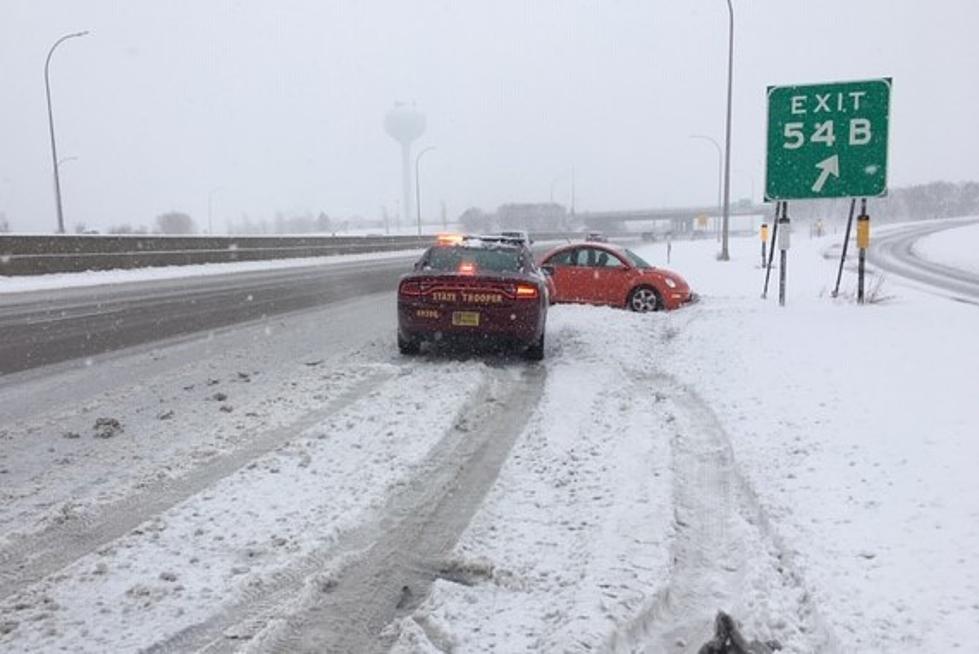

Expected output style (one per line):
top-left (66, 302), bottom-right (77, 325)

top-left (515, 284), bottom-right (538, 299)
top-left (399, 281), bottom-right (422, 296)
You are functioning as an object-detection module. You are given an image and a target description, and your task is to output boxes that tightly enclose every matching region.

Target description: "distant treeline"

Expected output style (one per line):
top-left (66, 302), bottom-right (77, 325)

top-left (789, 181), bottom-right (979, 223)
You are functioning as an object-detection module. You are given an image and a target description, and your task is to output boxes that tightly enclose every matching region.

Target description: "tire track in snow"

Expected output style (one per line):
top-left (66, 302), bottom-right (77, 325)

top-left (0, 366), bottom-right (393, 603)
top-left (606, 375), bottom-right (841, 653)
top-left (143, 362), bottom-right (546, 654)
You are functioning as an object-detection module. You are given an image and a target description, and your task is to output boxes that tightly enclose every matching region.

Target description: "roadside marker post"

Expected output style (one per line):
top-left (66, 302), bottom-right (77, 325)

top-left (856, 199), bottom-right (870, 303)
top-left (832, 198), bottom-right (857, 298)
top-left (762, 202), bottom-right (782, 299)
top-left (760, 223), bottom-right (769, 268)
top-left (778, 207), bottom-right (791, 307)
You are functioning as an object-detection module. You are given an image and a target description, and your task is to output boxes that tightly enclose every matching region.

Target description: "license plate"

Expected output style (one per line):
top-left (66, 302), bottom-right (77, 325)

top-left (451, 311), bottom-right (480, 327)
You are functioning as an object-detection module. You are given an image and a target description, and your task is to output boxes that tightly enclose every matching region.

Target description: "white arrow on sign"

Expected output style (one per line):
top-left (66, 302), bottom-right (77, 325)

top-left (811, 155), bottom-right (840, 193)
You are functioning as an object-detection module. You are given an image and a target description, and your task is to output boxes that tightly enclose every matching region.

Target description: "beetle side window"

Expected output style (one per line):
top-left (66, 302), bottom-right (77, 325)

top-left (595, 250), bottom-right (626, 268)
top-left (576, 247), bottom-right (624, 268)
top-left (548, 249), bottom-right (576, 266)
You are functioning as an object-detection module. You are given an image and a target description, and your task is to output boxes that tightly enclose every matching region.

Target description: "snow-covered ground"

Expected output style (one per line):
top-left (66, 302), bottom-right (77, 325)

top-left (1, 222), bottom-right (976, 652)
top-left (642, 232), bottom-right (978, 652)
top-left (393, 226), bottom-right (979, 652)
top-left (913, 220), bottom-right (979, 275)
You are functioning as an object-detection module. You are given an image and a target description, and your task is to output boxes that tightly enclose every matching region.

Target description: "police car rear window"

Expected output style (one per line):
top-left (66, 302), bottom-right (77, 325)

top-left (425, 247), bottom-right (523, 273)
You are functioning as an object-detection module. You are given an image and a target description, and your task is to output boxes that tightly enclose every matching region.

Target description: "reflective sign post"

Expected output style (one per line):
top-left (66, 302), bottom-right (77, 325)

top-left (760, 223), bottom-right (769, 268)
top-left (778, 208), bottom-right (791, 307)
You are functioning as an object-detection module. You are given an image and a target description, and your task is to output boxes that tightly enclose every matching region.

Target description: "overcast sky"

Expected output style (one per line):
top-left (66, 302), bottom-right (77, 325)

top-left (1, 1), bottom-right (977, 233)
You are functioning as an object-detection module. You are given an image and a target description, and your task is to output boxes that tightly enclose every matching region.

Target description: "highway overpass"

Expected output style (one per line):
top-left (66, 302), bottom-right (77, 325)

top-left (577, 203), bottom-right (771, 232)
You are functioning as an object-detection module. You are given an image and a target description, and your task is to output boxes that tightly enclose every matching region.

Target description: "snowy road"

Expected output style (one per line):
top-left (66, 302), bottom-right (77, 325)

top-left (0, 241), bottom-right (581, 374)
top-left (1, 226), bottom-right (977, 653)
top-left (0, 254), bottom-right (417, 374)
top-left (868, 217), bottom-right (979, 303)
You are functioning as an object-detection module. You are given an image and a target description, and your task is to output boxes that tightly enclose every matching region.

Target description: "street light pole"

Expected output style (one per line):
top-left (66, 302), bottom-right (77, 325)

top-left (414, 146), bottom-right (436, 236)
top-left (570, 165), bottom-right (576, 216)
top-left (45, 30), bottom-right (89, 234)
top-left (549, 173), bottom-right (566, 204)
top-left (690, 134), bottom-right (722, 238)
top-left (720, 0), bottom-right (734, 260)
top-left (550, 167), bottom-right (576, 223)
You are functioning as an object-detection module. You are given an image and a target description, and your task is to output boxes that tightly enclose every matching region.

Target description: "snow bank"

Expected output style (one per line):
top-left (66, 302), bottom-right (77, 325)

top-left (912, 220), bottom-right (979, 275)
top-left (630, 232), bottom-right (979, 652)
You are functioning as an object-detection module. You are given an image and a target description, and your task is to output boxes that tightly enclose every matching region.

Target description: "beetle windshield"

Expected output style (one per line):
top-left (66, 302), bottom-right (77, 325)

top-left (623, 249), bottom-right (653, 269)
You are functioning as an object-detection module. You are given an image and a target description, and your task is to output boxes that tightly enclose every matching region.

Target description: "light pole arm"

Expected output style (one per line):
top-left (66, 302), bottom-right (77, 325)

top-left (414, 146), bottom-right (436, 236)
top-left (45, 30), bottom-right (89, 234)
top-left (689, 134), bottom-right (721, 159)
top-left (690, 134), bottom-right (724, 216)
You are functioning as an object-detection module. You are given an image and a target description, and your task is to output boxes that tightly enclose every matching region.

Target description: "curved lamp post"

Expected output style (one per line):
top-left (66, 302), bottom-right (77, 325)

top-left (719, 0), bottom-right (734, 260)
top-left (45, 30), bottom-right (89, 233)
top-left (549, 173), bottom-right (567, 204)
top-left (414, 146), bottom-right (436, 236)
top-left (690, 134), bottom-right (722, 239)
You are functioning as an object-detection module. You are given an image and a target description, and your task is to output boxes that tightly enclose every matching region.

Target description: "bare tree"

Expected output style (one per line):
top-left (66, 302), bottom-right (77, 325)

top-left (155, 211), bottom-right (196, 234)
top-left (459, 207), bottom-right (493, 232)
top-left (109, 223), bottom-right (148, 235)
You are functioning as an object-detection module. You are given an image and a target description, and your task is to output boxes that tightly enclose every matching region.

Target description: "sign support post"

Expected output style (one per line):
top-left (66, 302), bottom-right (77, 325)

top-left (778, 204), bottom-right (791, 306)
top-left (762, 203), bottom-right (782, 299)
top-left (832, 198), bottom-right (857, 297)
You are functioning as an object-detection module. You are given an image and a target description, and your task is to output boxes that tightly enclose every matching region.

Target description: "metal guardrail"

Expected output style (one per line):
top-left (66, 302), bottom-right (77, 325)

top-left (0, 234), bottom-right (437, 276)
top-left (0, 232), bottom-right (600, 276)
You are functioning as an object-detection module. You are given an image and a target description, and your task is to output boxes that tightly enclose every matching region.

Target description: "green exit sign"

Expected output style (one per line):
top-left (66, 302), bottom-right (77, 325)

top-left (765, 78), bottom-right (891, 201)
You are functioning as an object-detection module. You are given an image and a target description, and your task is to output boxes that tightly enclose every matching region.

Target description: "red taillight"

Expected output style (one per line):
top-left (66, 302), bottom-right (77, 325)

top-left (515, 283), bottom-right (539, 299)
top-left (399, 281), bottom-right (421, 296)
top-left (458, 262), bottom-right (476, 275)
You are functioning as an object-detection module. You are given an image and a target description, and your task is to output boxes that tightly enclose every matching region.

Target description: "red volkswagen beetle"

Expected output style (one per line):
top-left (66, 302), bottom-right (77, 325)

top-left (539, 242), bottom-right (694, 311)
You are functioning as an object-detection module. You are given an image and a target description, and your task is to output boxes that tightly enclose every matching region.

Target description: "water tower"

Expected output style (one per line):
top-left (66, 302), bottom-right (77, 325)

top-left (384, 103), bottom-right (426, 230)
